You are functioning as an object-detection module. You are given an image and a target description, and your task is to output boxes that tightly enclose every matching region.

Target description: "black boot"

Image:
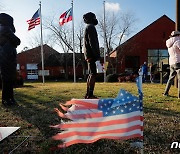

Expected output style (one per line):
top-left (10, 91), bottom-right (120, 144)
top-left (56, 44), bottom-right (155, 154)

top-left (2, 99), bottom-right (14, 106)
top-left (11, 98), bottom-right (18, 105)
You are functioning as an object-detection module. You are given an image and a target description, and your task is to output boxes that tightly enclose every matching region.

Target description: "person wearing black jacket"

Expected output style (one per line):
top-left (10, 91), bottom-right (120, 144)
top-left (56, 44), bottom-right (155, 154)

top-left (0, 13), bottom-right (21, 106)
top-left (83, 12), bottom-right (100, 99)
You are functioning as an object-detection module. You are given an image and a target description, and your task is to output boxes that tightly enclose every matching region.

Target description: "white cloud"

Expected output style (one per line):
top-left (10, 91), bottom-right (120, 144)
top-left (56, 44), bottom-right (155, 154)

top-left (105, 2), bottom-right (120, 12)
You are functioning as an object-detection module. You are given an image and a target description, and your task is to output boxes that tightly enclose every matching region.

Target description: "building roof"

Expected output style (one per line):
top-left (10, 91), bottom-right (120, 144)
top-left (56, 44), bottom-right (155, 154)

top-left (17, 44), bottom-right (85, 67)
top-left (43, 52), bottom-right (84, 67)
top-left (17, 44), bottom-right (59, 64)
top-left (110, 15), bottom-right (175, 55)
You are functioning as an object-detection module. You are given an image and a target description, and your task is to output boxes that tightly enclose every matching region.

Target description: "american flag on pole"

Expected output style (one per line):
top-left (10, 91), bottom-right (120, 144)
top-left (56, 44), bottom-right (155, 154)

top-left (52, 77), bottom-right (143, 148)
top-left (27, 9), bottom-right (40, 31)
top-left (59, 7), bottom-right (73, 26)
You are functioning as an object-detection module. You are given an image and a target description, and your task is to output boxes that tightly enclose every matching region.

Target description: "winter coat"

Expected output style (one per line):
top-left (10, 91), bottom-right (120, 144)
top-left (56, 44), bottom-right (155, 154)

top-left (142, 64), bottom-right (148, 74)
top-left (166, 36), bottom-right (180, 65)
top-left (83, 24), bottom-right (100, 62)
top-left (0, 13), bottom-right (20, 81)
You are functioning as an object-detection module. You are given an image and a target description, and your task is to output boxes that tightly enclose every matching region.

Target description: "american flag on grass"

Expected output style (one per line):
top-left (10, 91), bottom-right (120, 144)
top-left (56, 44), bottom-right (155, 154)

top-left (52, 77), bottom-right (143, 148)
top-left (27, 9), bottom-right (40, 31)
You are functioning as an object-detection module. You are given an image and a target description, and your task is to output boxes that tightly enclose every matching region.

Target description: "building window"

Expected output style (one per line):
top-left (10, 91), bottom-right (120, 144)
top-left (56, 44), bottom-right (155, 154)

top-left (26, 64), bottom-right (38, 80)
top-left (148, 49), bottom-right (169, 71)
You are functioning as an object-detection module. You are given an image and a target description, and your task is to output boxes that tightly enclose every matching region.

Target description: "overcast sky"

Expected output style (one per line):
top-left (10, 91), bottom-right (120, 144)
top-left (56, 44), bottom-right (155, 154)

top-left (0, 0), bottom-right (176, 53)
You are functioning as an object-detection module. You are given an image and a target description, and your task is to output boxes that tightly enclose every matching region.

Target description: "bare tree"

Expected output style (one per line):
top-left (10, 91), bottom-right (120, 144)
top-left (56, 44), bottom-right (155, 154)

top-left (76, 21), bottom-right (87, 80)
top-left (118, 11), bottom-right (137, 46)
top-left (44, 17), bottom-right (73, 79)
top-left (98, 11), bottom-right (137, 74)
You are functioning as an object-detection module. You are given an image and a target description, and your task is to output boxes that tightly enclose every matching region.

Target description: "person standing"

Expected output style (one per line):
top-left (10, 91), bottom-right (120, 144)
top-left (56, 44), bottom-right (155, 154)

top-left (142, 62), bottom-right (148, 82)
top-left (83, 12), bottom-right (100, 99)
top-left (0, 13), bottom-right (21, 106)
top-left (163, 31), bottom-right (180, 98)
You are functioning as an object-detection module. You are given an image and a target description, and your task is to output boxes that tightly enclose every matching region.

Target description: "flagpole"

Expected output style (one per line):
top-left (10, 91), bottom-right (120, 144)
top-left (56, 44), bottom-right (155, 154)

top-left (39, 1), bottom-right (45, 84)
top-left (103, 1), bottom-right (106, 82)
top-left (72, 0), bottom-right (76, 83)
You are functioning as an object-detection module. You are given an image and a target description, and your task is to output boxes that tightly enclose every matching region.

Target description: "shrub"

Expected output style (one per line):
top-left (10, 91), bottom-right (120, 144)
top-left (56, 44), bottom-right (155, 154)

top-left (106, 74), bottom-right (118, 82)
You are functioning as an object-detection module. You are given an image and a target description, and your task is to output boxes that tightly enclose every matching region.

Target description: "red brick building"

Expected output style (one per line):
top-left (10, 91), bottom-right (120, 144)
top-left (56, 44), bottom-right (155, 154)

top-left (110, 15), bottom-right (175, 75)
top-left (17, 44), bottom-right (84, 80)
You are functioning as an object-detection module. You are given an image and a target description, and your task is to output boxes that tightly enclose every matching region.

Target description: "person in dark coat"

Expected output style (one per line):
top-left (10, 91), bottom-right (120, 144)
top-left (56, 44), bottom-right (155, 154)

top-left (0, 13), bottom-right (21, 106)
top-left (83, 12), bottom-right (100, 99)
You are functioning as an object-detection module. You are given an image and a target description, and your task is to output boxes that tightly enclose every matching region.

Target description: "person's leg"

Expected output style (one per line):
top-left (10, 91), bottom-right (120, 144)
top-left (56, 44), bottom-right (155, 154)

top-left (88, 74), bottom-right (96, 97)
top-left (85, 61), bottom-right (97, 98)
top-left (176, 69), bottom-right (180, 98)
top-left (2, 79), bottom-right (13, 105)
top-left (85, 74), bottom-right (90, 98)
top-left (164, 66), bottom-right (176, 95)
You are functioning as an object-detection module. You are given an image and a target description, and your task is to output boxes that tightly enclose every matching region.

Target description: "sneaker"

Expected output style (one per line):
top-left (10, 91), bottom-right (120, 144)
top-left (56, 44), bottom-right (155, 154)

top-left (163, 93), bottom-right (169, 97)
top-left (84, 94), bottom-right (88, 99)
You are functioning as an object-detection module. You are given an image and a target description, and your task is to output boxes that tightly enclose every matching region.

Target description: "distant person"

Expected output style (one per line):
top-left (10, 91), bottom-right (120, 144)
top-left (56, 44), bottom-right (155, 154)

top-left (83, 12), bottom-right (100, 99)
top-left (163, 31), bottom-right (180, 98)
top-left (0, 13), bottom-right (21, 106)
top-left (142, 62), bottom-right (148, 82)
top-left (149, 62), bottom-right (156, 83)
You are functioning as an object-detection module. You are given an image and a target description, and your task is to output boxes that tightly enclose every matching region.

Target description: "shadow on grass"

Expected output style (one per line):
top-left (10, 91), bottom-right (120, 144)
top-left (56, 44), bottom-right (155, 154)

top-left (143, 106), bottom-right (180, 154)
top-left (144, 107), bottom-right (180, 117)
top-left (2, 87), bottom-right (180, 153)
top-left (0, 89), bottom-right (70, 153)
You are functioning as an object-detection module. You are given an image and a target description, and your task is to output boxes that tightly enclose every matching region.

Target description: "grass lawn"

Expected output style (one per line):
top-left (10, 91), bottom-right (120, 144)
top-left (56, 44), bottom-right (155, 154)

top-left (0, 81), bottom-right (180, 154)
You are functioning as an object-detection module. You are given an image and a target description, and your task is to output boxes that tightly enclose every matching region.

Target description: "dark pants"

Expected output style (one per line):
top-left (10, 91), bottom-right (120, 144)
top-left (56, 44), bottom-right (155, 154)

top-left (2, 79), bottom-right (14, 101)
top-left (86, 61), bottom-right (97, 98)
top-left (164, 65), bottom-right (180, 98)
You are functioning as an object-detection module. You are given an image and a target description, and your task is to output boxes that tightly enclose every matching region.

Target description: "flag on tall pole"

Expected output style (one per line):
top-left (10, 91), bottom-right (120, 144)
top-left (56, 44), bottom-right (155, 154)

top-left (27, 2), bottom-right (45, 83)
top-left (59, 1), bottom-right (76, 83)
top-left (71, 0), bottom-right (76, 83)
top-left (27, 9), bottom-right (40, 31)
top-left (59, 7), bottom-right (73, 26)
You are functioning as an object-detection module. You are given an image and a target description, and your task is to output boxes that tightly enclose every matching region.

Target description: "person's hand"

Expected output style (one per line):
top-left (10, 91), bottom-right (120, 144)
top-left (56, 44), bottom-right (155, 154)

top-left (86, 58), bottom-right (92, 62)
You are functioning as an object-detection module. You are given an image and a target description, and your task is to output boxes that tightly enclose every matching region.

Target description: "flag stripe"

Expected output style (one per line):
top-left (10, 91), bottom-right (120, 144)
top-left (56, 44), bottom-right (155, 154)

top-left (66, 111), bottom-right (103, 120)
top-left (65, 99), bottom-right (98, 109)
top-left (61, 120), bottom-right (142, 132)
top-left (27, 9), bottom-right (40, 31)
top-left (57, 131), bottom-right (143, 148)
top-left (53, 115), bottom-right (142, 129)
top-left (53, 111), bottom-right (142, 126)
top-left (53, 125), bottom-right (142, 140)
top-left (59, 7), bottom-right (73, 26)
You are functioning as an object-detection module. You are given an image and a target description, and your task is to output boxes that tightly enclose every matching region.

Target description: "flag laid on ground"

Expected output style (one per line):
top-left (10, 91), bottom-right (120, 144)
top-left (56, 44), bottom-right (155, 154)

top-left (59, 7), bottom-right (73, 26)
top-left (52, 76), bottom-right (143, 148)
top-left (27, 9), bottom-right (40, 31)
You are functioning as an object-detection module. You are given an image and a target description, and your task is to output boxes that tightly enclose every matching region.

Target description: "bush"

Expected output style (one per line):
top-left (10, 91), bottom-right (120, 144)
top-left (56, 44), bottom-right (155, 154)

top-left (118, 74), bottom-right (138, 82)
top-left (106, 74), bottom-right (118, 82)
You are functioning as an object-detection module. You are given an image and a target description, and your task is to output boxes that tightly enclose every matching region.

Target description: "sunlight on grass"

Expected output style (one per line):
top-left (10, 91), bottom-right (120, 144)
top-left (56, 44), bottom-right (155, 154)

top-left (0, 82), bottom-right (180, 153)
